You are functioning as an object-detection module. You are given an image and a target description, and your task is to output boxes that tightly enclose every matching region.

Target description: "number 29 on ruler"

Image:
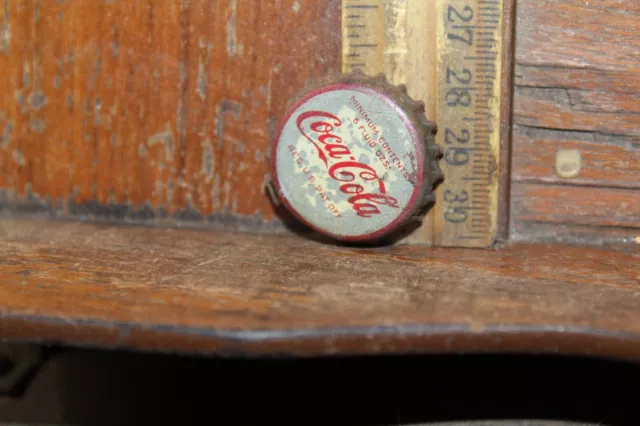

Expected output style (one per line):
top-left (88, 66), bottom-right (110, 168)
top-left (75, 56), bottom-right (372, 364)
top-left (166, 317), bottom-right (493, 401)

top-left (435, 0), bottom-right (503, 247)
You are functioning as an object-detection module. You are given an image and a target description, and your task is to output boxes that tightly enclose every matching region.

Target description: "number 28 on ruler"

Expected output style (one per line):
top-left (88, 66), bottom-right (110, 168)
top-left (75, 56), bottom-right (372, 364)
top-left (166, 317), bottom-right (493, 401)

top-left (436, 0), bottom-right (502, 247)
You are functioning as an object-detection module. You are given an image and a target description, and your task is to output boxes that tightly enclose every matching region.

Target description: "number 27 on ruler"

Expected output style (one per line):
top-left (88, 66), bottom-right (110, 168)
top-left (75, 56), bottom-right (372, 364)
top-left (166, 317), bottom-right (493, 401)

top-left (435, 0), bottom-right (502, 247)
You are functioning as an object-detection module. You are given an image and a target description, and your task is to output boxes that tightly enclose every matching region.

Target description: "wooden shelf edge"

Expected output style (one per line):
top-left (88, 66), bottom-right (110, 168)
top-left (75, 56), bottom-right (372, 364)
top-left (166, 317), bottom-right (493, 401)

top-left (1, 218), bottom-right (638, 360)
top-left (2, 315), bottom-right (640, 362)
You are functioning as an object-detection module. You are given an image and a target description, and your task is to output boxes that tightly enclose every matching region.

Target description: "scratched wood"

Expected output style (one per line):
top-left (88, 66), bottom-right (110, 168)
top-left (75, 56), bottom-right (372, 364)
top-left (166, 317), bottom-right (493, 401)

top-left (0, 218), bottom-right (638, 360)
top-left (0, 0), bottom-right (340, 228)
top-left (511, 0), bottom-right (640, 245)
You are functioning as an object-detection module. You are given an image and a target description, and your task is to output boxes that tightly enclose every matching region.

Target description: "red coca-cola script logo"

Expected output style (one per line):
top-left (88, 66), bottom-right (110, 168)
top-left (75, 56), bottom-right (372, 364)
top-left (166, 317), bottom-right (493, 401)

top-left (296, 110), bottom-right (399, 218)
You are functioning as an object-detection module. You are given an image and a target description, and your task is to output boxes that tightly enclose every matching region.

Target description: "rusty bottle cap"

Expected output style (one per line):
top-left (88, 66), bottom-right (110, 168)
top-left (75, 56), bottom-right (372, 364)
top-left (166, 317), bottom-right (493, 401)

top-left (270, 73), bottom-right (442, 243)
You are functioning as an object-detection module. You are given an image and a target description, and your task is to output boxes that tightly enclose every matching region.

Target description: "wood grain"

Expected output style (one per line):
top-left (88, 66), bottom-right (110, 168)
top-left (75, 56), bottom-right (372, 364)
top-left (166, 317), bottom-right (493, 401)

top-left (511, 0), bottom-right (640, 244)
top-left (0, 0), bottom-right (341, 226)
top-left (497, 0), bottom-right (516, 242)
top-left (511, 183), bottom-right (639, 228)
top-left (512, 125), bottom-right (640, 189)
top-left (0, 218), bottom-right (638, 360)
top-left (510, 221), bottom-right (640, 247)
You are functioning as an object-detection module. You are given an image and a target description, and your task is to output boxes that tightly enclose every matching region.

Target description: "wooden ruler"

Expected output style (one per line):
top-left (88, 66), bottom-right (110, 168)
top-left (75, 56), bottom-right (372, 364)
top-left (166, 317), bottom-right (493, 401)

top-left (342, 1), bottom-right (385, 75)
top-left (342, 0), bottom-right (504, 247)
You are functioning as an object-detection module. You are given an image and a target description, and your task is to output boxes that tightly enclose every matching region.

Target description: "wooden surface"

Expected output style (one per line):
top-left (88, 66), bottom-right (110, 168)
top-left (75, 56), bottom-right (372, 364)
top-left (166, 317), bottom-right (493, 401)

top-left (511, 0), bottom-right (640, 244)
top-left (0, 218), bottom-right (638, 360)
top-left (0, 0), bottom-right (340, 227)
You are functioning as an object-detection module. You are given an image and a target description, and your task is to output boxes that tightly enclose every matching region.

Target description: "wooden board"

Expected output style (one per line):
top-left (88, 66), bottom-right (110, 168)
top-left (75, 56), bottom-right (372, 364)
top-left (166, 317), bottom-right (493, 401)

top-left (511, 0), bottom-right (640, 244)
top-left (512, 184), bottom-right (639, 228)
top-left (0, 218), bottom-right (638, 360)
top-left (512, 125), bottom-right (639, 189)
top-left (0, 0), bottom-right (341, 228)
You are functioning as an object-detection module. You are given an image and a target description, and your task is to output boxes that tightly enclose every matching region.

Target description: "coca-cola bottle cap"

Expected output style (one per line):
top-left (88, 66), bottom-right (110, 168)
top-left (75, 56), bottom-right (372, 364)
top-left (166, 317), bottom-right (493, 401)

top-left (270, 73), bottom-right (442, 243)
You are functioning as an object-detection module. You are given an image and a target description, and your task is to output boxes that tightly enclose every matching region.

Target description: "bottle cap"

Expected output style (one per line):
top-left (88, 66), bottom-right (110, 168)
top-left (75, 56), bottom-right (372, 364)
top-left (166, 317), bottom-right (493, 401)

top-left (270, 73), bottom-right (442, 243)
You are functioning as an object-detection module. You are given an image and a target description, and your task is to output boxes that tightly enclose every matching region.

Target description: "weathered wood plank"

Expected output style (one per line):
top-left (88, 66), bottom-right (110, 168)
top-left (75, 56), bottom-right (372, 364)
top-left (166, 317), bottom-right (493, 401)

top-left (0, 218), bottom-right (638, 360)
top-left (497, 0), bottom-right (516, 242)
top-left (512, 0), bottom-right (640, 243)
top-left (0, 0), bottom-right (341, 225)
top-left (515, 64), bottom-right (639, 97)
top-left (514, 87), bottom-right (639, 137)
top-left (511, 221), bottom-right (640, 247)
top-left (516, 0), bottom-right (639, 73)
top-left (512, 182), bottom-right (639, 228)
top-left (512, 125), bottom-right (640, 189)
